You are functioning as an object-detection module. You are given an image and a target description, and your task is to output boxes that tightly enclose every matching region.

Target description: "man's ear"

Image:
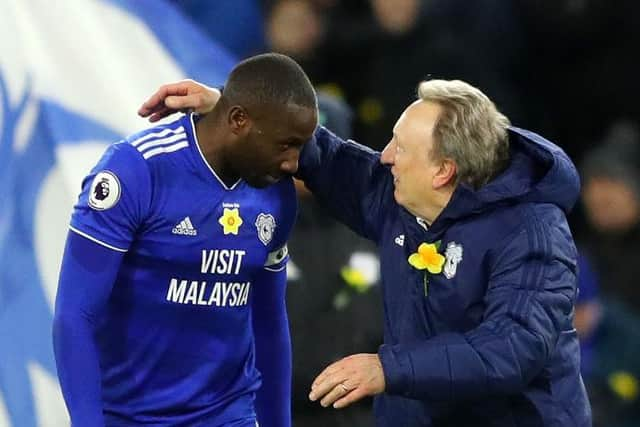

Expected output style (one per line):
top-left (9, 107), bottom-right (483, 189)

top-left (228, 105), bottom-right (251, 135)
top-left (433, 158), bottom-right (457, 189)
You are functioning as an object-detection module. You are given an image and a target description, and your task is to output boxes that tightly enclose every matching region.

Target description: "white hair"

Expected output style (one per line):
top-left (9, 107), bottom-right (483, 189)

top-left (418, 79), bottom-right (511, 188)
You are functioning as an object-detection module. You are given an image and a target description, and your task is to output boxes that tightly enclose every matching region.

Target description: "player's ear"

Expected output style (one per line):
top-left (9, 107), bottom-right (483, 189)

top-left (228, 106), bottom-right (251, 136)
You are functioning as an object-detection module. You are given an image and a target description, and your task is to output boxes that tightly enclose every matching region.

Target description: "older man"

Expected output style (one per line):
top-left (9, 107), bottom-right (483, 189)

top-left (140, 78), bottom-right (591, 426)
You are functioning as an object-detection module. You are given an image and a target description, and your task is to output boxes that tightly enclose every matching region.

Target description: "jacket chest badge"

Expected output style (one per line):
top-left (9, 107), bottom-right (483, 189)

top-left (443, 241), bottom-right (463, 279)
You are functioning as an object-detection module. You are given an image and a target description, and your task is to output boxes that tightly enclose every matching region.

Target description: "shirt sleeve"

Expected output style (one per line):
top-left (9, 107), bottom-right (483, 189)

top-left (69, 142), bottom-right (151, 251)
top-left (251, 267), bottom-right (291, 427)
top-left (53, 231), bottom-right (126, 426)
top-left (296, 126), bottom-right (395, 243)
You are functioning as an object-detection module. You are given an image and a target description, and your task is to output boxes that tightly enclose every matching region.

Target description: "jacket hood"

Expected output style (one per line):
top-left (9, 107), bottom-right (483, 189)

top-left (435, 127), bottom-right (580, 226)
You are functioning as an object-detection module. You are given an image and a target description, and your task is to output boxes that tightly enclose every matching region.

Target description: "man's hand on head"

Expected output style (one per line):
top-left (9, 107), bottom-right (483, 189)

top-left (138, 79), bottom-right (221, 122)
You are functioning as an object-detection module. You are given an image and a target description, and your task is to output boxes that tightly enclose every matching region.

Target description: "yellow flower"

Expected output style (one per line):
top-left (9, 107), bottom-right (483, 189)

top-left (340, 267), bottom-right (368, 292)
top-left (218, 208), bottom-right (243, 235)
top-left (608, 371), bottom-right (639, 401)
top-left (408, 243), bottom-right (445, 274)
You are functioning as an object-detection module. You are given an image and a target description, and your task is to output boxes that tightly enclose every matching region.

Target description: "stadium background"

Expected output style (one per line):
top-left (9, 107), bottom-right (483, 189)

top-left (1, 1), bottom-right (638, 426)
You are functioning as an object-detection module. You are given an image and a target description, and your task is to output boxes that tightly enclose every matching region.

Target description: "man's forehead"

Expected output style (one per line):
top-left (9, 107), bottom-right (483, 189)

top-left (393, 108), bottom-right (412, 138)
top-left (393, 113), bottom-right (406, 134)
top-left (397, 101), bottom-right (440, 136)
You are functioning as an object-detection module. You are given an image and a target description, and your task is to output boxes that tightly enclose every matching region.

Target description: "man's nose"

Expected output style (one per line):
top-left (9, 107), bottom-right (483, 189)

top-left (380, 142), bottom-right (394, 165)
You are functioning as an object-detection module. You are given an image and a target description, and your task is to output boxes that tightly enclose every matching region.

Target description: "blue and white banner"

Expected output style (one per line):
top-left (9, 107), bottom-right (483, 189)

top-left (0, 2), bottom-right (235, 425)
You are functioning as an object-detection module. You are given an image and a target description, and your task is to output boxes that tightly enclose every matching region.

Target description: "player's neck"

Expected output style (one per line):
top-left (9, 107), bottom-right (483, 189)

top-left (194, 114), bottom-right (239, 185)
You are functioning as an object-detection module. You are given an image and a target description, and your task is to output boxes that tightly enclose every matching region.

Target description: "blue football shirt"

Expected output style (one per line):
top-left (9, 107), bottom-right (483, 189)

top-left (68, 113), bottom-right (296, 425)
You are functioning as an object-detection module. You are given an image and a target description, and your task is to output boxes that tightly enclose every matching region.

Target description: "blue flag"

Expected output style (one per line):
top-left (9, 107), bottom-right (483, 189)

top-left (0, 2), bottom-right (235, 425)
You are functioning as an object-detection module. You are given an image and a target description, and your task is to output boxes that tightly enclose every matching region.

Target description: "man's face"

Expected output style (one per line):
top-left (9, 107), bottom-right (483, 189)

top-left (236, 103), bottom-right (317, 188)
top-left (380, 100), bottom-right (443, 214)
top-left (583, 175), bottom-right (640, 232)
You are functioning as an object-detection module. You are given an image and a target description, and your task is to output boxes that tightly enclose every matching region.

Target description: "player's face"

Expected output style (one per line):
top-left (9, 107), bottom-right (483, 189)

top-left (239, 103), bottom-right (317, 188)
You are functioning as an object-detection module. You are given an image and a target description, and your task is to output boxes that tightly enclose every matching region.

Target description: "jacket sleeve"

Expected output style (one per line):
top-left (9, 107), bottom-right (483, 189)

top-left (379, 216), bottom-right (576, 400)
top-left (297, 126), bottom-right (395, 243)
top-left (52, 231), bottom-right (125, 426)
top-left (252, 267), bottom-right (291, 427)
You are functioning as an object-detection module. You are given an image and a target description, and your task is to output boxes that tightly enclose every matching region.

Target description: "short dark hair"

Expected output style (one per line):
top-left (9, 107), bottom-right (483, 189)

top-left (223, 53), bottom-right (317, 113)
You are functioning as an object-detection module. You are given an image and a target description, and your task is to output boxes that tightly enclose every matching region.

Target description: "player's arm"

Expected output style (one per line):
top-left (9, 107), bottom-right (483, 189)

top-left (52, 142), bottom-right (151, 425)
top-left (251, 262), bottom-right (291, 427)
top-left (252, 179), bottom-right (296, 427)
top-left (53, 232), bottom-right (124, 426)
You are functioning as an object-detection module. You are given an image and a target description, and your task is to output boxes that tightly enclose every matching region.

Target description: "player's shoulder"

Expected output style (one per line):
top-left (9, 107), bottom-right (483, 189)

top-left (122, 114), bottom-right (191, 162)
top-left (90, 117), bottom-right (192, 196)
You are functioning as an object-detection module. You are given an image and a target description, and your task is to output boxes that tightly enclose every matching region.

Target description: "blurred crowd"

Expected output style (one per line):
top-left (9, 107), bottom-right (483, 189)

top-left (173, 1), bottom-right (640, 425)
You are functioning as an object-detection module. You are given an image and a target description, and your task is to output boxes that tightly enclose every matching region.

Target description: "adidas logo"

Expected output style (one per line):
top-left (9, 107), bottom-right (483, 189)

top-left (172, 216), bottom-right (198, 236)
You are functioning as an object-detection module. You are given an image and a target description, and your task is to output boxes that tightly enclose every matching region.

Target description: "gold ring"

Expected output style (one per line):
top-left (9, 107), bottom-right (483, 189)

top-left (339, 383), bottom-right (349, 393)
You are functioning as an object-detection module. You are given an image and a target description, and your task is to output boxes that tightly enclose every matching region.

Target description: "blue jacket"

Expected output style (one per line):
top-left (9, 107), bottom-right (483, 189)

top-left (298, 126), bottom-right (591, 426)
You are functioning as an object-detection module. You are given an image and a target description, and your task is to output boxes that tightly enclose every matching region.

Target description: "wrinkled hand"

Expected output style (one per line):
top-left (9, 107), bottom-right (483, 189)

top-left (309, 353), bottom-right (385, 409)
top-left (137, 79), bottom-right (220, 122)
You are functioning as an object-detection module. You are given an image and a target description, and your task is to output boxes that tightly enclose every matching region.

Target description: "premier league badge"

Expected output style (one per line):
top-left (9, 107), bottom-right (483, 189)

top-left (88, 170), bottom-right (121, 210)
top-left (255, 213), bottom-right (276, 245)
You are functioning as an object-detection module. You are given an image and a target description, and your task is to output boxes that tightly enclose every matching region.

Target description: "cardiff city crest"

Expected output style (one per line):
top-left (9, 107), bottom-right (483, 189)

top-left (443, 241), bottom-right (463, 279)
top-left (255, 213), bottom-right (276, 245)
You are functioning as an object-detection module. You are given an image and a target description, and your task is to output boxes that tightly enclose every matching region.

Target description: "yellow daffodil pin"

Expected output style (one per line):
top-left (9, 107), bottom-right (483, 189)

top-left (408, 243), bottom-right (445, 273)
top-left (219, 208), bottom-right (243, 235)
top-left (408, 242), bottom-right (445, 295)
